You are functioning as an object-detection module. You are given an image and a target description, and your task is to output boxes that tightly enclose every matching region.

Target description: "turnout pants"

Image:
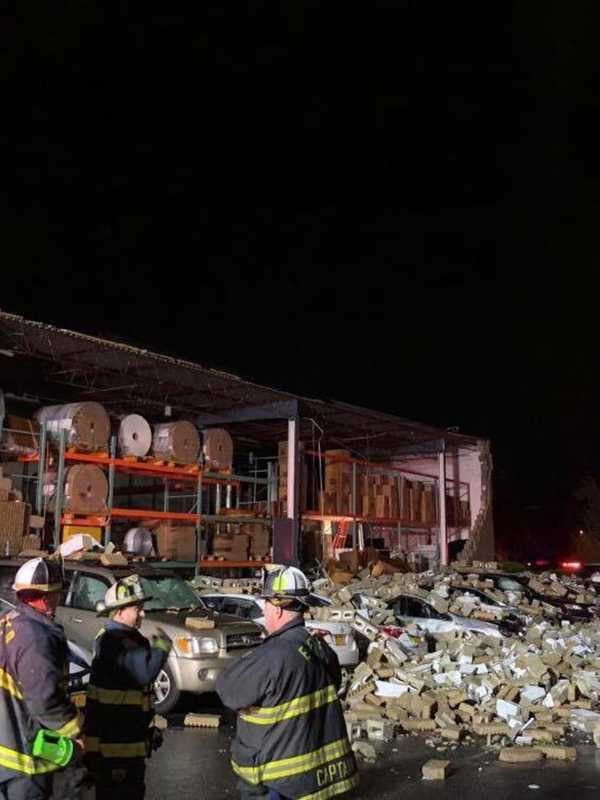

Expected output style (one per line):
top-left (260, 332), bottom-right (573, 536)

top-left (0, 775), bottom-right (52, 800)
top-left (89, 758), bottom-right (145, 800)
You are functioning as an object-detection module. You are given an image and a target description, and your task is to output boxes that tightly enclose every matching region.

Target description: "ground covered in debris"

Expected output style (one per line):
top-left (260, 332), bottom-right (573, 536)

top-left (145, 712), bottom-right (600, 799)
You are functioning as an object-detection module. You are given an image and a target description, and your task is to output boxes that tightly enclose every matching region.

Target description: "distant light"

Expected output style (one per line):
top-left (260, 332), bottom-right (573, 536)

top-left (561, 561), bottom-right (582, 571)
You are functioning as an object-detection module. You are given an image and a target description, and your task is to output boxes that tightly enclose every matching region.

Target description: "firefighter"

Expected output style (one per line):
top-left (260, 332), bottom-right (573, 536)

top-left (216, 566), bottom-right (358, 800)
top-left (84, 575), bottom-right (172, 800)
top-left (0, 557), bottom-right (83, 800)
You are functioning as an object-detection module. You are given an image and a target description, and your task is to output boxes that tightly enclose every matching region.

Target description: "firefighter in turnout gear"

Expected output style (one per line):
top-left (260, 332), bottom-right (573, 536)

top-left (0, 558), bottom-right (82, 800)
top-left (84, 575), bottom-right (172, 799)
top-left (217, 566), bottom-right (358, 800)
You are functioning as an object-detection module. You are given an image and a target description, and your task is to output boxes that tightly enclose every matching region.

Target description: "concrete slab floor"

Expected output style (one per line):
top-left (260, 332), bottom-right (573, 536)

top-left (145, 711), bottom-right (600, 800)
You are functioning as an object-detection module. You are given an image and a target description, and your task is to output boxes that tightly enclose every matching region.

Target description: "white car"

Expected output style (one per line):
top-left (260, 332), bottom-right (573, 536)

top-left (351, 592), bottom-right (504, 639)
top-left (198, 592), bottom-right (359, 667)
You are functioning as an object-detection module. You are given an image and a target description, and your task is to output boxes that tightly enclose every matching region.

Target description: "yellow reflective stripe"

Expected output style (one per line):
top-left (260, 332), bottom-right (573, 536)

top-left (272, 574), bottom-right (285, 592)
top-left (300, 773), bottom-right (360, 800)
top-left (85, 738), bottom-right (146, 758)
top-left (0, 667), bottom-right (23, 700)
top-left (240, 685), bottom-right (337, 726)
top-left (87, 685), bottom-right (151, 709)
top-left (0, 744), bottom-right (59, 775)
top-left (53, 711), bottom-right (83, 738)
top-left (232, 737), bottom-right (352, 784)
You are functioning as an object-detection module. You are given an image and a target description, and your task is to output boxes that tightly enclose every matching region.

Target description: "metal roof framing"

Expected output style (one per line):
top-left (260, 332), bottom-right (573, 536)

top-left (0, 310), bottom-right (480, 457)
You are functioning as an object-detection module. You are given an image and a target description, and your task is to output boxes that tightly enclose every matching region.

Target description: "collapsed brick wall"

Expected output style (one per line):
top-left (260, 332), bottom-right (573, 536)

top-left (459, 440), bottom-right (494, 562)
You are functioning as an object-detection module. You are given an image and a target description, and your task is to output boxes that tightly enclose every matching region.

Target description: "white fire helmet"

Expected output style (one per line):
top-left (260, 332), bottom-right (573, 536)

top-left (12, 558), bottom-right (63, 593)
top-left (96, 574), bottom-right (152, 617)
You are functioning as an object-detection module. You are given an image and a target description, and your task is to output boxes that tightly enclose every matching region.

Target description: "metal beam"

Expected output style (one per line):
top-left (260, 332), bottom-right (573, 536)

top-left (197, 400), bottom-right (300, 426)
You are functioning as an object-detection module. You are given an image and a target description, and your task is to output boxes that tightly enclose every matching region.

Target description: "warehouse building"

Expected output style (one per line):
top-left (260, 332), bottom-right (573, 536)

top-left (0, 310), bottom-right (494, 568)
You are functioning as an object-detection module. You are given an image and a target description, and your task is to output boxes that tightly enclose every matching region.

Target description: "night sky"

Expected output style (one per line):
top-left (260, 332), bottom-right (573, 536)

top-left (8, 3), bottom-right (600, 559)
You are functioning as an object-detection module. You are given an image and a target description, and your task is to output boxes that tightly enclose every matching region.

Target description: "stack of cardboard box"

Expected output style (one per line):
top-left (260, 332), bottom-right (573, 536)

top-left (155, 524), bottom-right (197, 561)
top-left (360, 474), bottom-right (404, 520)
top-left (240, 523), bottom-right (270, 559)
top-left (211, 533), bottom-right (249, 560)
top-left (0, 467), bottom-right (30, 556)
top-left (318, 450), bottom-right (352, 516)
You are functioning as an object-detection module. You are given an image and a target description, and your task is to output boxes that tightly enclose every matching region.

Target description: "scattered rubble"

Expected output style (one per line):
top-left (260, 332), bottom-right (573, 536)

top-left (183, 713), bottom-right (221, 728)
top-left (499, 748), bottom-right (543, 763)
top-left (313, 560), bottom-right (600, 760)
top-left (421, 759), bottom-right (450, 780)
top-left (193, 559), bottom-right (600, 764)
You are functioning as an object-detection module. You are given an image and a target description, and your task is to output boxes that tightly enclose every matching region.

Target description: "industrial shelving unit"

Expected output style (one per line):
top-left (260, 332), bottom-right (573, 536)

top-left (299, 449), bottom-right (471, 557)
top-left (16, 423), bottom-right (271, 571)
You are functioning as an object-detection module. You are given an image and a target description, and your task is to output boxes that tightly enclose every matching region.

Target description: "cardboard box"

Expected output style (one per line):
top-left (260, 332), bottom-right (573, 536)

top-left (21, 534), bottom-right (42, 551)
top-left (3, 415), bottom-right (39, 452)
top-left (0, 501), bottom-right (29, 556)
top-left (156, 525), bottom-right (197, 561)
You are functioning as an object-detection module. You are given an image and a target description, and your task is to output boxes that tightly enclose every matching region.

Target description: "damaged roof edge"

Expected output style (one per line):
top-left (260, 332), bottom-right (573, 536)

top-left (0, 309), bottom-right (483, 449)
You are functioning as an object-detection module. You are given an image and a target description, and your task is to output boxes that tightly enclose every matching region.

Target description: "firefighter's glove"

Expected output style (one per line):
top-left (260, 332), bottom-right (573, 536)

top-left (148, 726), bottom-right (163, 752)
top-left (152, 626), bottom-right (173, 654)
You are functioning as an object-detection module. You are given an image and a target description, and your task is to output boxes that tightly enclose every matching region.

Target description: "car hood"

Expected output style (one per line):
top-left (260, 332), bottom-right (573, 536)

top-left (142, 607), bottom-right (262, 637)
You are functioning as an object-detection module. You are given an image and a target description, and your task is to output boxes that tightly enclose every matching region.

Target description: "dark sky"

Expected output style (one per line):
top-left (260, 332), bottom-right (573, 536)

top-left (8, 3), bottom-right (600, 556)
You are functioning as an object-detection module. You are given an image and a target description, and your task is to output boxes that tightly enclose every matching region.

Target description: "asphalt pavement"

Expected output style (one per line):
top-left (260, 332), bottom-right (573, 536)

top-left (145, 699), bottom-right (600, 800)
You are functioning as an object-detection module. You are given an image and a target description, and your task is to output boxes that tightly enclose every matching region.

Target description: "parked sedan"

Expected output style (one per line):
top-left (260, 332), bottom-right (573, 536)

top-left (470, 572), bottom-right (599, 623)
top-left (448, 586), bottom-right (527, 635)
top-left (385, 593), bottom-right (506, 639)
top-left (198, 592), bottom-right (359, 667)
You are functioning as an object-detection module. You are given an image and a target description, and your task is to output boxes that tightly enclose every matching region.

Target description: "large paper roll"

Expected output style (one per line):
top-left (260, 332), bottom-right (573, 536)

top-left (202, 428), bottom-right (233, 471)
top-left (123, 527), bottom-right (154, 556)
top-left (63, 465), bottom-right (108, 514)
top-left (152, 421), bottom-right (200, 465)
top-left (35, 402), bottom-right (110, 453)
top-left (118, 414), bottom-right (152, 457)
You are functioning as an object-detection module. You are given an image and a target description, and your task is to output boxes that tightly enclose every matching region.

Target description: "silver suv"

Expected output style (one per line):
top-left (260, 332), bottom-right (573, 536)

top-left (0, 559), bottom-right (263, 714)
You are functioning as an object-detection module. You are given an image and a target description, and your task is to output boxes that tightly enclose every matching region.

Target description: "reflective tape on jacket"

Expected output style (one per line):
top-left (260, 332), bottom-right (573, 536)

top-left (232, 737), bottom-right (352, 784)
top-left (0, 668), bottom-right (23, 700)
top-left (53, 711), bottom-right (83, 738)
top-left (239, 684), bottom-right (337, 726)
top-left (87, 685), bottom-right (151, 710)
top-left (0, 744), bottom-right (59, 776)
top-left (300, 773), bottom-right (360, 800)
top-left (85, 737), bottom-right (147, 758)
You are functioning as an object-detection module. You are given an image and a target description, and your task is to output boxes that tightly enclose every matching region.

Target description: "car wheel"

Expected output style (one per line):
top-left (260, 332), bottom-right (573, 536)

top-left (153, 664), bottom-right (181, 715)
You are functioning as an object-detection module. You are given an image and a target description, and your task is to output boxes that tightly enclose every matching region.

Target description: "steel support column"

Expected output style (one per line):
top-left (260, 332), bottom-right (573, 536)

top-left (438, 441), bottom-right (448, 567)
top-left (286, 416), bottom-right (300, 563)
top-left (53, 430), bottom-right (67, 550)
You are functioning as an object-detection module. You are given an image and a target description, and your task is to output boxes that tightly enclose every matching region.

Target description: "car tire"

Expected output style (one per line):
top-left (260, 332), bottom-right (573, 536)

top-left (153, 664), bottom-right (181, 715)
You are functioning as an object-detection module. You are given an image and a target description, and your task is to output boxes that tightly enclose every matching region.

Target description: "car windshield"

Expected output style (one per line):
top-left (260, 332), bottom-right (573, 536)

top-left (138, 575), bottom-right (203, 612)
